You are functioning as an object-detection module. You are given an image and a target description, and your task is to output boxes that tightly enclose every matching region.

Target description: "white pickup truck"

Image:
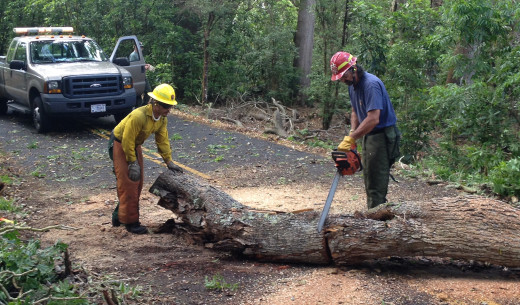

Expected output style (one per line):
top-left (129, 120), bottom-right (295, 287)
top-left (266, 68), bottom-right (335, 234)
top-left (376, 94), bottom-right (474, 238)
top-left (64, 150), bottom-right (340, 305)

top-left (0, 27), bottom-right (149, 132)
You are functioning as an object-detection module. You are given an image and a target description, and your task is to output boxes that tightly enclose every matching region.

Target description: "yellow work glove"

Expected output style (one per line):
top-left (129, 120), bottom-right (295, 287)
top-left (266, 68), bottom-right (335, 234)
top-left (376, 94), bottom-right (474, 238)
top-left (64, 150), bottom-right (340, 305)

top-left (337, 136), bottom-right (356, 152)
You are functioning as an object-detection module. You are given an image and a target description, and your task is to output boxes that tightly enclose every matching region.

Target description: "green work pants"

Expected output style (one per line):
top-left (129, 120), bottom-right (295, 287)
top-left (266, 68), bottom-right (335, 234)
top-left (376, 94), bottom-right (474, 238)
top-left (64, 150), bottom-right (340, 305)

top-left (362, 126), bottom-right (400, 209)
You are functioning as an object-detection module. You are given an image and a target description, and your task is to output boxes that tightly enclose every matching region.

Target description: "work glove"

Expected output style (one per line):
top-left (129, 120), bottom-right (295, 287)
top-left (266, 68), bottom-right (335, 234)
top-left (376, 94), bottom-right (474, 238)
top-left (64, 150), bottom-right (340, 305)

top-left (337, 136), bottom-right (356, 152)
top-left (167, 161), bottom-right (184, 173)
top-left (128, 161), bottom-right (141, 181)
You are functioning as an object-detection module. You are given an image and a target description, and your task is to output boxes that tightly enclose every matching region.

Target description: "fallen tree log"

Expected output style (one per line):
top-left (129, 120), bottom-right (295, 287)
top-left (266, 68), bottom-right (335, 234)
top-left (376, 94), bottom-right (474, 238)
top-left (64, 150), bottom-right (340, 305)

top-left (150, 170), bottom-right (520, 267)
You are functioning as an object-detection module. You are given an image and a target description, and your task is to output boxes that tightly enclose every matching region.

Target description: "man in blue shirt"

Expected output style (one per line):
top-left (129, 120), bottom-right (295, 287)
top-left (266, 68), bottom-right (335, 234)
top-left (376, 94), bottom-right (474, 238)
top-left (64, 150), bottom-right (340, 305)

top-left (330, 51), bottom-right (401, 209)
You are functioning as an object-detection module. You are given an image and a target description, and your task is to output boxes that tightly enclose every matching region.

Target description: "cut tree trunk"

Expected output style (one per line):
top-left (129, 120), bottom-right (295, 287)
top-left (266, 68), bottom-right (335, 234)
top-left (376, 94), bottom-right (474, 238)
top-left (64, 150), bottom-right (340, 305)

top-left (150, 171), bottom-right (520, 267)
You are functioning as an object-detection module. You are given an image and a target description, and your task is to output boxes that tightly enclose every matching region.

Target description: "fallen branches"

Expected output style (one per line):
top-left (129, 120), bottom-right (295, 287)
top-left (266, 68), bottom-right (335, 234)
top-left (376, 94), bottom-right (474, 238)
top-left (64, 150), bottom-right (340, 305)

top-left (203, 98), bottom-right (303, 138)
top-left (150, 170), bottom-right (520, 267)
top-left (0, 223), bottom-right (78, 235)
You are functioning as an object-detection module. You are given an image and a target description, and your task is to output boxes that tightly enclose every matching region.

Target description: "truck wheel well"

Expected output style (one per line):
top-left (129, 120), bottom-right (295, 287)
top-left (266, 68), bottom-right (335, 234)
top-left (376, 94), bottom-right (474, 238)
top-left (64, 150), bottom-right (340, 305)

top-left (29, 88), bottom-right (40, 107)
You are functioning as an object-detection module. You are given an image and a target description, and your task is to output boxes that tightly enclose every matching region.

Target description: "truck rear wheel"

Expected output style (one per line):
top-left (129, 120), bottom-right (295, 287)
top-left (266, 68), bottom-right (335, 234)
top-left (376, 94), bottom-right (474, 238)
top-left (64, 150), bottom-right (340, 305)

top-left (32, 96), bottom-right (51, 133)
top-left (0, 97), bottom-right (7, 115)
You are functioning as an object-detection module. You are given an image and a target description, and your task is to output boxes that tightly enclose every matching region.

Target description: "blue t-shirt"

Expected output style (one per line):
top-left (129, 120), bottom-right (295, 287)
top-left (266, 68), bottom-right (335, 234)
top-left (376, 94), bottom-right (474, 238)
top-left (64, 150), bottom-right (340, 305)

top-left (348, 72), bottom-right (397, 129)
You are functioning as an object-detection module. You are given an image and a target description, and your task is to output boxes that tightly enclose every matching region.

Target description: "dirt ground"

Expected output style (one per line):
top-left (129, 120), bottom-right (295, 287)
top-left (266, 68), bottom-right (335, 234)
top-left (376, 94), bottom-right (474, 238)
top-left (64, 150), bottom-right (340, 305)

top-left (2, 105), bottom-right (520, 304)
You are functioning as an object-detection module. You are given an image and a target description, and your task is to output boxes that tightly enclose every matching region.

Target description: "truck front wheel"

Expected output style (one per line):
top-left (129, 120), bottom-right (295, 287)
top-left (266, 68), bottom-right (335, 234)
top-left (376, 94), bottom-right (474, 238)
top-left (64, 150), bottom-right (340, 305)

top-left (32, 96), bottom-right (51, 133)
top-left (0, 97), bottom-right (7, 115)
top-left (113, 111), bottom-right (130, 124)
top-left (136, 94), bottom-right (144, 107)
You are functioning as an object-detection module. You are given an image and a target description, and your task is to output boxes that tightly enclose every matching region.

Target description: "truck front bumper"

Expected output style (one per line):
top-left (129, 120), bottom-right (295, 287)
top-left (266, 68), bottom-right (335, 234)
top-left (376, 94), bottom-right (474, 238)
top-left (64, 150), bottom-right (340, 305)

top-left (41, 89), bottom-right (136, 116)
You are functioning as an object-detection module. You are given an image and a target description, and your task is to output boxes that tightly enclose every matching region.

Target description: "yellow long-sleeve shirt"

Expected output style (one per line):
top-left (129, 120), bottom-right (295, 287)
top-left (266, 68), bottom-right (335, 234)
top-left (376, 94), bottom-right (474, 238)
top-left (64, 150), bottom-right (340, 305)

top-left (113, 104), bottom-right (172, 163)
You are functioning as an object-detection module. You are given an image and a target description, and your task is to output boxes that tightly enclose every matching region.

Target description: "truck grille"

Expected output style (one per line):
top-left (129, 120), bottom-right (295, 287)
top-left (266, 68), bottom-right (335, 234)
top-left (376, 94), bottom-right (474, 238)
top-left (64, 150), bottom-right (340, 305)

top-left (62, 75), bottom-right (123, 98)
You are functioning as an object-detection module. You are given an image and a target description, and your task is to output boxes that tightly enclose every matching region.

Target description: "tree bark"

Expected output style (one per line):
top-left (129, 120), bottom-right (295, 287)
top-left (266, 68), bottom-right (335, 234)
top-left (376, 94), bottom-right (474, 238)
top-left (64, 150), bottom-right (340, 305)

top-left (201, 12), bottom-right (215, 105)
top-left (431, 0), bottom-right (443, 8)
top-left (150, 171), bottom-right (520, 267)
top-left (293, 0), bottom-right (316, 106)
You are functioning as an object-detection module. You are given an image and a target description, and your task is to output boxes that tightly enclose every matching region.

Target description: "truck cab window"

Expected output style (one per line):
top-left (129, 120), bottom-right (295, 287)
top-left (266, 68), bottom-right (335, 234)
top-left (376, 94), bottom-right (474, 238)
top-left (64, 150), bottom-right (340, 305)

top-left (14, 42), bottom-right (27, 62)
top-left (30, 40), bottom-right (107, 63)
top-left (113, 39), bottom-right (139, 62)
top-left (6, 39), bottom-right (18, 62)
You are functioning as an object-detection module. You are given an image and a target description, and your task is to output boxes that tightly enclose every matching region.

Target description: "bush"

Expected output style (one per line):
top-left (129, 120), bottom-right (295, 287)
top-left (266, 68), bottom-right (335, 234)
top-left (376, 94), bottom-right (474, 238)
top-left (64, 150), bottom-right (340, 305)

top-left (489, 158), bottom-right (520, 198)
top-left (0, 231), bottom-right (88, 304)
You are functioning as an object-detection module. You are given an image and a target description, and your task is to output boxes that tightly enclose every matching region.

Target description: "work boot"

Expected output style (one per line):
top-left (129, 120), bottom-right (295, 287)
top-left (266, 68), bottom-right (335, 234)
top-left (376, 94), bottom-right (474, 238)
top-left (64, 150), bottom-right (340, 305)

top-left (125, 222), bottom-right (148, 234)
top-left (112, 203), bottom-right (120, 227)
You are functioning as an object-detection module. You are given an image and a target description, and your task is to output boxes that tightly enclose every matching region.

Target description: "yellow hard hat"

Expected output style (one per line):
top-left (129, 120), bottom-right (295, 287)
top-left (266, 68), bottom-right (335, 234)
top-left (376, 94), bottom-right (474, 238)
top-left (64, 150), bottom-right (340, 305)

top-left (148, 84), bottom-right (177, 106)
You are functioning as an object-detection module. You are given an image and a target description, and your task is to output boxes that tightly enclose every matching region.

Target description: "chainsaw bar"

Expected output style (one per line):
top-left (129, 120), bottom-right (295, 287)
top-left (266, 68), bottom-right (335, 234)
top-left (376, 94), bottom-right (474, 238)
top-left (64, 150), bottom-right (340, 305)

top-left (317, 171), bottom-right (341, 233)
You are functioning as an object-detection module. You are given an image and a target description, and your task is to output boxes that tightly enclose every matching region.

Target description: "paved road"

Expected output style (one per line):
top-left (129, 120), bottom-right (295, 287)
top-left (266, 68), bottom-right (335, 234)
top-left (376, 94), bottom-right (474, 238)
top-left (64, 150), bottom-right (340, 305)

top-left (0, 109), bottom-right (333, 193)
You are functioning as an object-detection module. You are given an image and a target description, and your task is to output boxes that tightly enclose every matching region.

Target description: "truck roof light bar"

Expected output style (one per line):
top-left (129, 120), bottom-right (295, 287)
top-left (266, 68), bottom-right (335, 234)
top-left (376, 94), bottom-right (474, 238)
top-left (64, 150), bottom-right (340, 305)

top-left (13, 27), bottom-right (74, 35)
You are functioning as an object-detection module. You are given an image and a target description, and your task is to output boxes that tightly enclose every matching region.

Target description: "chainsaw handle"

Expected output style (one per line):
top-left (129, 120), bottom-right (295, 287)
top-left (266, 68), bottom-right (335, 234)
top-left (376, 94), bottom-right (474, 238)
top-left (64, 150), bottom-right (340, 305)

top-left (331, 151), bottom-right (347, 162)
top-left (331, 149), bottom-right (363, 175)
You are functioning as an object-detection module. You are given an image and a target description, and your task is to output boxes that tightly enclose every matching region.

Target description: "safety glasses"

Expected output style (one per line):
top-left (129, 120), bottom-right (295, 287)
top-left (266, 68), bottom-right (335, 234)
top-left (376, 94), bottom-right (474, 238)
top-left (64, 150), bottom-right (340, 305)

top-left (156, 101), bottom-right (173, 110)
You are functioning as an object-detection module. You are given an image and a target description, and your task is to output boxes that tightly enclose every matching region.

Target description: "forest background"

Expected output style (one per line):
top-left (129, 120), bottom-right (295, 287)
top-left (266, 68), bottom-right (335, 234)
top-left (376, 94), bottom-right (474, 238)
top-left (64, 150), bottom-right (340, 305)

top-left (0, 0), bottom-right (518, 199)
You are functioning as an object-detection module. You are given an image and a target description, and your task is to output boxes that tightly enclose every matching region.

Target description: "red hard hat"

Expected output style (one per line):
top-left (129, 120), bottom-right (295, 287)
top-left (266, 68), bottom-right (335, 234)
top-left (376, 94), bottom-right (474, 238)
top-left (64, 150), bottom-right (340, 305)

top-left (330, 51), bottom-right (357, 81)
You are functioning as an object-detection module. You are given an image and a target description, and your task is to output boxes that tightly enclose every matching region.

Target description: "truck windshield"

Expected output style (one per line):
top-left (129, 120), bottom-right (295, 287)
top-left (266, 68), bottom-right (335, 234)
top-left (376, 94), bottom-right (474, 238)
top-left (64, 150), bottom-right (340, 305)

top-left (30, 40), bottom-right (107, 64)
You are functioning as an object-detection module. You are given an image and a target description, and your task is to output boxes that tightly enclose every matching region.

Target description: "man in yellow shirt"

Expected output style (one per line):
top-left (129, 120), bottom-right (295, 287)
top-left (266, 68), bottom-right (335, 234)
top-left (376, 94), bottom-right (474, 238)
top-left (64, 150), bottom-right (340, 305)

top-left (109, 83), bottom-right (183, 234)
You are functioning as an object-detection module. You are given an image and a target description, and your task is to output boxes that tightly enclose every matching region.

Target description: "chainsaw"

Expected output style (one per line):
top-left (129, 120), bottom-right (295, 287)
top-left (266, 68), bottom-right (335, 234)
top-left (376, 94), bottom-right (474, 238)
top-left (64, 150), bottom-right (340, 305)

top-left (317, 149), bottom-right (362, 233)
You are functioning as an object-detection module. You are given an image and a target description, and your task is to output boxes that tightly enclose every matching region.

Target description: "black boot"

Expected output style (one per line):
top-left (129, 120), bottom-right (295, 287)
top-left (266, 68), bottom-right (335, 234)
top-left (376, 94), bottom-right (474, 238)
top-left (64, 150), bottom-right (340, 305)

top-left (125, 222), bottom-right (148, 234)
top-left (112, 203), bottom-right (120, 227)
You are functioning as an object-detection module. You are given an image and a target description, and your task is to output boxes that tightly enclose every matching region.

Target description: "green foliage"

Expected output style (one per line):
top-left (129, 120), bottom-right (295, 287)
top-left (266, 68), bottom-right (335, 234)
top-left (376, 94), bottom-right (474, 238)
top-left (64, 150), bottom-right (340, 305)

top-left (207, 144), bottom-right (232, 154)
top-left (307, 139), bottom-right (336, 150)
top-left (224, 0), bottom-right (299, 104)
top-left (0, 197), bottom-right (19, 212)
top-left (384, 0), bottom-right (441, 161)
top-left (0, 0), bottom-right (518, 197)
top-left (306, 72), bottom-right (345, 129)
top-left (108, 282), bottom-right (143, 302)
top-left (204, 273), bottom-right (239, 291)
top-left (489, 158), bottom-right (520, 198)
top-left (170, 133), bottom-right (183, 141)
top-left (0, 175), bottom-right (13, 185)
top-left (27, 141), bottom-right (39, 149)
top-left (343, 1), bottom-right (390, 76)
top-left (0, 233), bottom-right (87, 304)
top-left (31, 167), bottom-right (46, 178)
top-left (434, 0), bottom-right (512, 84)
top-left (213, 155), bottom-right (225, 162)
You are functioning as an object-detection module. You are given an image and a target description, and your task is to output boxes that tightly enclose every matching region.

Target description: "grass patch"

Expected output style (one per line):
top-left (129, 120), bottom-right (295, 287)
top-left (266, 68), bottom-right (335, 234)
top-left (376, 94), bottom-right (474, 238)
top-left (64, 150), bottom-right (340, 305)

top-left (0, 197), bottom-right (19, 212)
top-left (0, 175), bottom-right (13, 185)
top-left (204, 274), bottom-right (239, 291)
top-left (213, 155), bottom-right (224, 162)
top-left (27, 141), bottom-right (39, 149)
top-left (31, 167), bottom-right (46, 178)
top-left (171, 133), bottom-right (183, 141)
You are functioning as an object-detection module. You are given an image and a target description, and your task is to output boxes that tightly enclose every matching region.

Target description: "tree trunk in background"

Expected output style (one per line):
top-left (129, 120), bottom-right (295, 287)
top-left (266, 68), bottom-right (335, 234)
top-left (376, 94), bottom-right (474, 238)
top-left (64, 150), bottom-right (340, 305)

top-left (201, 12), bottom-right (215, 105)
top-left (391, 0), bottom-right (407, 12)
top-left (294, 0), bottom-right (316, 106)
top-left (150, 170), bottom-right (520, 267)
top-left (431, 0), bottom-right (443, 8)
top-left (341, 0), bottom-right (351, 46)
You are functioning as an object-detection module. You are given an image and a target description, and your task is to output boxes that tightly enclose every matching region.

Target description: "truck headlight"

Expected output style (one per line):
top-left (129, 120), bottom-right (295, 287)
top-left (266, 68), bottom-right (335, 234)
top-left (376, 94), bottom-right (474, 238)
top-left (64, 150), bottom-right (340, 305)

top-left (123, 76), bottom-right (133, 89)
top-left (44, 81), bottom-right (61, 94)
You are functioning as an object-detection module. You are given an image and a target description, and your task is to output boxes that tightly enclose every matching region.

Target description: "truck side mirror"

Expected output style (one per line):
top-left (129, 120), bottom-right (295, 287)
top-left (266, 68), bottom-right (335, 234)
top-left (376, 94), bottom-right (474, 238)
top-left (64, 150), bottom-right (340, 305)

top-left (113, 57), bottom-right (130, 67)
top-left (10, 60), bottom-right (26, 71)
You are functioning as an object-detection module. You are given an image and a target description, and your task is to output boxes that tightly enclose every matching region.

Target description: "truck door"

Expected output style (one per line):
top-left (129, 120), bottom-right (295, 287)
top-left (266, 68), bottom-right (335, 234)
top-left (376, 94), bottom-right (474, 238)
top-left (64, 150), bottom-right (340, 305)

top-left (109, 36), bottom-right (146, 98)
top-left (5, 42), bottom-right (28, 102)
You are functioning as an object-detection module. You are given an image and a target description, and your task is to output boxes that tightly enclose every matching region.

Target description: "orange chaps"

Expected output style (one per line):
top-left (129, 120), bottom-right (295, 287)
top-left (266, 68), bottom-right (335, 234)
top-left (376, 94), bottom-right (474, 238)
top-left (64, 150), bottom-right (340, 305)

top-left (112, 141), bottom-right (144, 224)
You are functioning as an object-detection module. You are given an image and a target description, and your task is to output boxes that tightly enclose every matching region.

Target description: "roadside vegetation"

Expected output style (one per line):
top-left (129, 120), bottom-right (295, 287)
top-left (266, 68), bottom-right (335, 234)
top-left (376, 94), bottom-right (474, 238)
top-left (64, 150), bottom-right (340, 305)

top-left (0, 160), bottom-right (144, 304)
